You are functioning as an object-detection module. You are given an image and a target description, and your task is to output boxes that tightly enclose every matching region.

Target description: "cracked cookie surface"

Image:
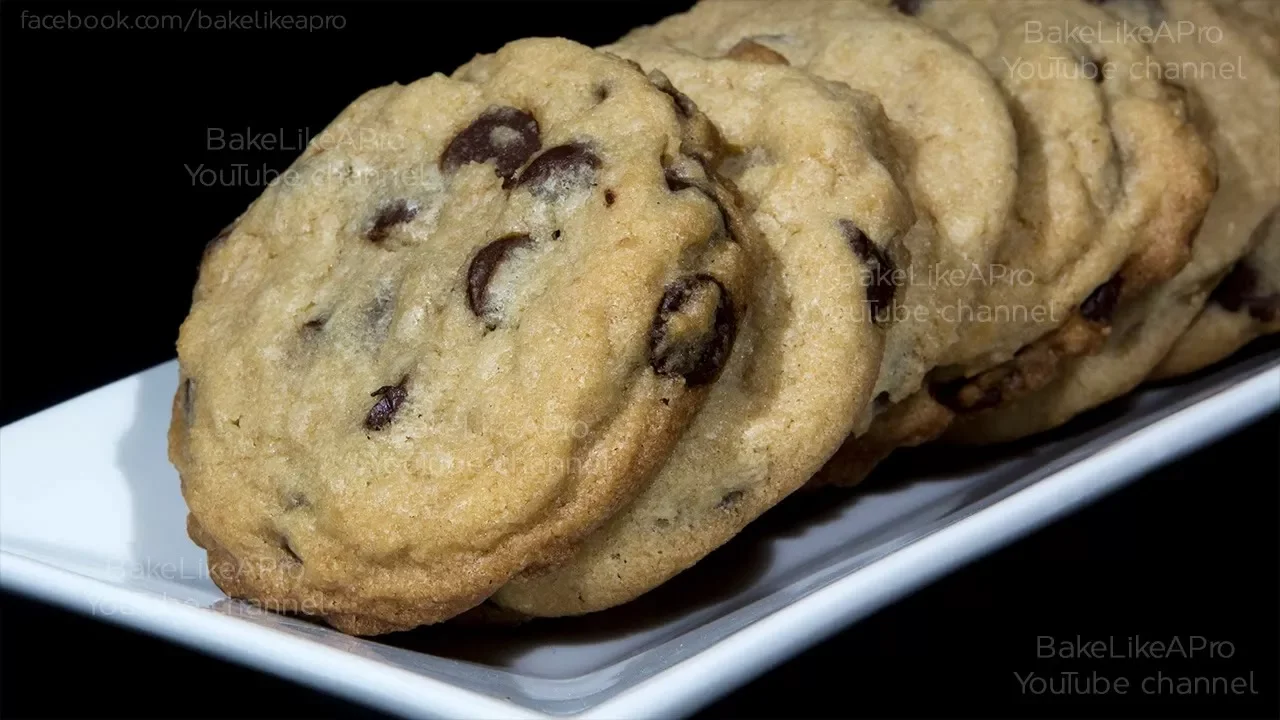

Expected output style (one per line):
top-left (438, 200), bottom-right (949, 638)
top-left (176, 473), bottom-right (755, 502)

top-left (170, 38), bottom-right (751, 634)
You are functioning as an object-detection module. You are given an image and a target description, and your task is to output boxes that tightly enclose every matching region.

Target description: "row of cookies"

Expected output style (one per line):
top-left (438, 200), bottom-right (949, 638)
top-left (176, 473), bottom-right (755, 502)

top-left (492, 0), bottom-right (1277, 619)
top-left (170, 0), bottom-right (1277, 634)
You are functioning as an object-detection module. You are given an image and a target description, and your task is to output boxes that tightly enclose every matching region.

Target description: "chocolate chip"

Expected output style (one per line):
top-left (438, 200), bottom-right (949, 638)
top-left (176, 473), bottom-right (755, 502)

top-left (1248, 294), bottom-right (1280, 323)
top-left (593, 84), bottom-right (611, 104)
top-left (365, 377), bottom-right (409, 431)
top-left (1210, 263), bottom-right (1256, 312)
top-left (605, 189), bottom-right (616, 206)
top-left (367, 199), bottom-right (418, 243)
top-left (1080, 274), bottom-right (1124, 323)
top-left (512, 142), bottom-right (601, 197)
top-left (725, 39), bottom-right (790, 65)
top-left (649, 274), bottom-right (736, 387)
top-left (439, 106), bottom-right (541, 183)
top-left (467, 233), bottom-right (532, 328)
top-left (1212, 262), bottom-right (1280, 321)
top-left (839, 219), bottom-right (897, 325)
top-left (890, 0), bottom-right (923, 15)
top-left (717, 490), bottom-right (745, 509)
top-left (1213, 209), bottom-right (1280, 318)
top-left (649, 71), bottom-right (697, 118)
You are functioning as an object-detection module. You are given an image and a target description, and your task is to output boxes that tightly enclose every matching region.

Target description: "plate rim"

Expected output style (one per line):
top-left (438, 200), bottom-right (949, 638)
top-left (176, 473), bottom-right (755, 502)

top-left (2, 361), bottom-right (1277, 719)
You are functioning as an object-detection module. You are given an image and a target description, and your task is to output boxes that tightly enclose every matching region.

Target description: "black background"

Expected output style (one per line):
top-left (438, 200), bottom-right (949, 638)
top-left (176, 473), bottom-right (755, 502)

top-left (1, 2), bottom-right (1277, 718)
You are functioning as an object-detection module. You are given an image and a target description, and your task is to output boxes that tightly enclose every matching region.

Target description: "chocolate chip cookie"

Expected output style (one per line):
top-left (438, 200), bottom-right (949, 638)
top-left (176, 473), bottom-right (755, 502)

top-left (901, 0), bottom-right (1214, 433)
top-left (623, 0), bottom-right (1020, 484)
top-left (490, 44), bottom-right (915, 615)
top-left (1154, 208), bottom-right (1280, 378)
top-left (949, 0), bottom-right (1273, 442)
top-left (170, 38), bottom-right (752, 634)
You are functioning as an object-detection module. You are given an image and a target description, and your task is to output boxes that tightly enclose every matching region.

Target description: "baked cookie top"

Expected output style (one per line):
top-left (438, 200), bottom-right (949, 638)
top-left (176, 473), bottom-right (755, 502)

top-left (949, 0), bottom-right (1274, 442)
top-left (492, 44), bottom-right (914, 615)
top-left (170, 37), bottom-right (751, 634)
top-left (623, 0), bottom-right (1018, 407)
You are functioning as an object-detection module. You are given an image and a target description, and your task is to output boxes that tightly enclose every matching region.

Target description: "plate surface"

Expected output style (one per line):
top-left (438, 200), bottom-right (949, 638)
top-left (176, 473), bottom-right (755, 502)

top-left (2, 345), bottom-right (1278, 719)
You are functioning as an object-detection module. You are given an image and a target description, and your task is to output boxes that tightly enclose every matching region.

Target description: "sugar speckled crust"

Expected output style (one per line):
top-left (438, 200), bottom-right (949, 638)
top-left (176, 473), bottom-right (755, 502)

top-left (622, 0), bottom-right (1020, 485)
top-left (170, 38), bottom-right (754, 634)
top-left (1152, 207), bottom-right (1280, 379)
top-left (490, 45), bottom-right (913, 616)
top-left (948, 0), bottom-right (1276, 443)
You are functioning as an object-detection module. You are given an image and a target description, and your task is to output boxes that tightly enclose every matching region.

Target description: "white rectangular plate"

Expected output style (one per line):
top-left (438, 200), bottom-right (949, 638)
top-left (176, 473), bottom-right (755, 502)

top-left (3, 347), bottom-right (1278, 719)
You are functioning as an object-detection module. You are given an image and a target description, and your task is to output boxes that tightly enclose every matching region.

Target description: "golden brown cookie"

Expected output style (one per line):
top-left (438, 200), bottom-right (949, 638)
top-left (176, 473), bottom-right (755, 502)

top-left (170, 38), bottom-right (753, 634)
top-left (907, 0), bottom-right (1213, 410)
top-left (1152, 207), bottom-right (1280, 378)
top-left (949, 0), bottom-right (1274, 442)
top-left (623, 0), bottom-right (1019, 485)
top-left (490, 45), bottom-right (914, 616)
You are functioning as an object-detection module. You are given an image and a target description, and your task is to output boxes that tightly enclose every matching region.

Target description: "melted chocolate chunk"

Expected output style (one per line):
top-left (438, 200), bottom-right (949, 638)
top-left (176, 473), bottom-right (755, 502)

top-left (512, 143), bottom-right (601, 196)
top-left (1212, 262), bottom-right (1280, 321)
top-left (649, 274), bottom-right (736, 387)
top-left (838, 219), bottom-right (897, 324)
top-left (1212, 262), bottom-right (1258, 313)
top-left (367, 199), bottom-right (419, 243)
top-left (725, 39), bottom-right (790, 65)
top-left (891, 0), bottom-right (923, 15)
top-left (1080, 274), bottom-right (1124, 323)
top-left (467, 233), bottom-right (532, 327)
top-left (593, 83), bottom-right (611, 104)
top-left (605, 189), bottom-right (616, 206)
top-left (650, 71), bottom-right (697, 118)
top-left (439, 106), bottom-right (541, 183)
top-left (1248, 296), bottom-right (1280, 323)
top-left (365, 377), bottom-right (409, 431)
